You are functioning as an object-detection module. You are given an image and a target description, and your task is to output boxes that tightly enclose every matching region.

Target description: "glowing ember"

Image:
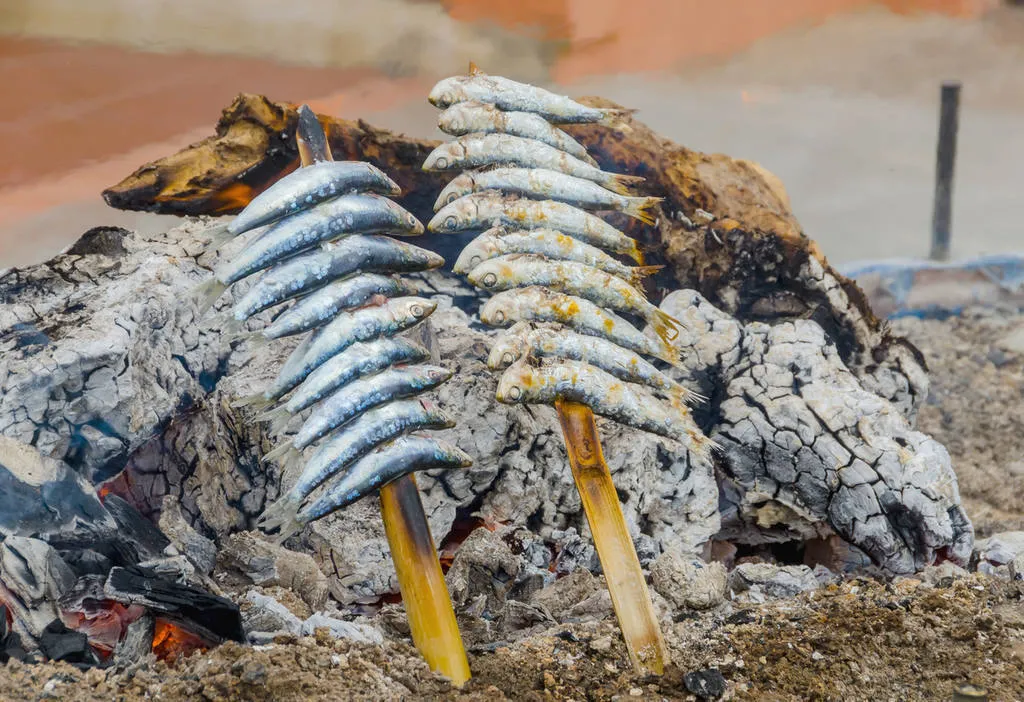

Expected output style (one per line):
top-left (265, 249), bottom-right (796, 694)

top-left (151, 618), bottom-right (210, 663)
top-left (62, 602), bottom-right (144, 657)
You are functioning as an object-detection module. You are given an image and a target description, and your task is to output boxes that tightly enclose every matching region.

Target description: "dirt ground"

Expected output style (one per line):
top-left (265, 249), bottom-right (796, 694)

top-left (1, 309), bottom-right (1023, 700)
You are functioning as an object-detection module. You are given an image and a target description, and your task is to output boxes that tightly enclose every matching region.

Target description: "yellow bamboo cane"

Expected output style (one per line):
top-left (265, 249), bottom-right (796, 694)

top-left (295, 105), bottom-right (470, 686)
top-left (555, 399), bottom-right (667, 675)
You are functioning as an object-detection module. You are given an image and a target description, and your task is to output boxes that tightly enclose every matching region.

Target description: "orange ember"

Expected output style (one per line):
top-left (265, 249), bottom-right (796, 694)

top-left (152, 618), bottom-right (210, 663)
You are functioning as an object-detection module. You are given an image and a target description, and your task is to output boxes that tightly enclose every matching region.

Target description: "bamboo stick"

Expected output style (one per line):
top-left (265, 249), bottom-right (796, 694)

top-left (555, 399), bottom-right (668, 675)
top-left (295, 105), bottom-right (470, 686)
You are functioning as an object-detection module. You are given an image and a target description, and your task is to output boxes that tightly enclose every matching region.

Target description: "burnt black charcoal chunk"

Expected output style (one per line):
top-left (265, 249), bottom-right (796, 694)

top-left (39, 620), bottom-right (99, 665)
top-left (684, 668), bottom-right (727, 700)
top-left (58, 549), bottom-right (113, 577)
top-left (103, 495), bottom-right (170, 561)
top-left (105, 566), bottom-right (244, 643)
top-left (1, 632), bottom-right (28, 664)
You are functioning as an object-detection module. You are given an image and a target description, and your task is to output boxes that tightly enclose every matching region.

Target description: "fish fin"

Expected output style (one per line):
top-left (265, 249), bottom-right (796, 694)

top-left (468, 61), bottom-right (484, 76)
top-left (623, 196), bottom-right (664, 226)
top-left (650, 308), bottom-right (683, 344)
top-left (598, 108), bottom-right (637, 128)
top-left (626, 243), bottom-right (646, 266)
top-left (256, 406), bottom-right (290, 425)
top-left (230, 393), bottom-right (275, 411)
top-left (190, 278), bottom-right (228, 316)
top-left (256, 494), bottom-right (305, 544)
top-left (263, 441), bottom-right (298, 465)
top-left (605, 172), bottom-right (646, 195)
top-left (201, 222), bottom-right (232, 250)
top-left (628, 264), bottom-right (664, 286)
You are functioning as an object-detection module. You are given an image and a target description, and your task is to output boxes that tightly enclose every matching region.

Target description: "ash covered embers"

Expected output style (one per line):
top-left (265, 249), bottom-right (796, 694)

top-left (190, 105), bottom-right (471, 541)
top-left (0, 438), bottom-right (242, 666)
top-left (424, 65), bottom-right (713, 458)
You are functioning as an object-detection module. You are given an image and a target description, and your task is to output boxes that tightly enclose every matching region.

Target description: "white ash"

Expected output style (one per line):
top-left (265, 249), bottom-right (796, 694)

top-left (726, 563), bottom-right (826, 602)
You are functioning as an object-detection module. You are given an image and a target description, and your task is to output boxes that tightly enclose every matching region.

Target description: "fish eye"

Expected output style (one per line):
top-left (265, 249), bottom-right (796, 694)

top-left (502, 352), bottom-right (515, 366)
top-left (481, 272), bottom-right (497, 288)
top-left (410, 304), bottom-right (425, 317)
top-left (470, 255), bottom-right (482, 267)
top-left (492, 310), bottom-right (506, 324)
top-left (447, 192), bottom-right (459, 205)
top-left (407, 214), bottom-right (418, 226)
top-left (445, 215), bottom-right (458, 230)
top-left (436, 156), bottom-right (448, 169)
top-left (507, 385), bottom-right (522, 401)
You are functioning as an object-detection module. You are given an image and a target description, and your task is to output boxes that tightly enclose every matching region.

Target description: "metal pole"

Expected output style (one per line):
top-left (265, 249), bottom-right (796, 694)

top-left (930, 81), bottom-right (961, 261)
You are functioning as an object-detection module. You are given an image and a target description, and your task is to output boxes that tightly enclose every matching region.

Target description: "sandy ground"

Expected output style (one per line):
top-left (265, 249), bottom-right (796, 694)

top-left (2, 6), bottom-right (1024, 268)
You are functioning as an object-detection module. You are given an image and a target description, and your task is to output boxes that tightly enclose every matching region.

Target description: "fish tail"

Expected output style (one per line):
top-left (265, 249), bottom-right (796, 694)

top-left (628, 264), bottom-right (664, 286)
top-left (625, 242), bottom-right (646, 266)
top-left (190, 278), bottom-right (227, 316)
top-left (650, 307), bottom-right (684, 345)
top-left (684, 428), bottom-right (720, 463)
top-left (201, 222), bottom-right (233, 250)
top-left (256, 494), bottom-right (305, 544)
top-left (605, 172), bottom-right (646, 196)
top-left (669, 385), bottom-right (703, 408)
top-left (623, 196), bottom-right (664, 226)
top-left (230, 393), bottom-right (275, 411)
top-left (598, 108), bottom-right (637, 128)
top-left (263, 441), bottom-right (298, 465)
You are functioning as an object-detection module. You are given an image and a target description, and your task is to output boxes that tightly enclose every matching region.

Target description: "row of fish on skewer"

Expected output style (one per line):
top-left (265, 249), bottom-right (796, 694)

top-left (191, 113), bottom-right (471, 541)
top-left (422, 65), bottom-right (715, 457)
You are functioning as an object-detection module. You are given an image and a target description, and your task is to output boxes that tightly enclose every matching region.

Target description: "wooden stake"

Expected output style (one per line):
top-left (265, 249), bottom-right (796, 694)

top-left (380, 474), bottom-right (471, 685)
top-left (556, 399), bottom-right (668, 675)
top-left (295, 104), bottom-right (470, 686)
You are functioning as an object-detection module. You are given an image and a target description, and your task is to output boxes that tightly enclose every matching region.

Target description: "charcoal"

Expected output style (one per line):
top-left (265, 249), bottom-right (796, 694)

top-left (158, 495), bottom-right (216, 575)
top-left (38, 620), bottom-right (98, 666)
top-left (1, 631), bottom-right (28, 664)
top-left (0, 537), bottom-right (76, 643)
top-left (57, 550), bottom-right (113, 577)
top-left (104, 565), bottom-right (244, 642)
top-left (103, 495), bottom-right (170, 561)
top-left (113, 615), bottom-right (154, 666)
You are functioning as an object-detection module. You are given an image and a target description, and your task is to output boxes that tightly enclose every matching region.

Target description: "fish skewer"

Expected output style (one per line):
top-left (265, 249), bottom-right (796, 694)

top-left (422, 134), bottom-right (643, 194)
top-left (437, 101), bottom-right (597, 165)
top-left (434, 167), bottom-right (662, 224)
top-left (428, 70), bottom-right (670, 675)
top-left (453, 227), bottom-right (661, 285)
top-left (466, 253), bottom-right (682, 343)
top-left (429, 192), bottom-right (645, 264)
top-left (229, 105), bottom-right (471, 686)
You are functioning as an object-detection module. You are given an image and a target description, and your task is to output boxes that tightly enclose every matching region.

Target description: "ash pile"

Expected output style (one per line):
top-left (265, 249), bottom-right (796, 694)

top-left (0, 68), bottom-right (991, 671)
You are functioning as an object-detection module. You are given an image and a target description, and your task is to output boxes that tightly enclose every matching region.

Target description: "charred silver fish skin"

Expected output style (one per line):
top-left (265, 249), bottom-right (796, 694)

top-left (228, 161), bottom-right (402, 237)
top-left (421, 134), bottom-right (640, 194)
top-left (433, 168), bottom-right (660, 223)
top-left (496, 360), bottom-right (711, 455)
top-left (284, 399), bottom-right (454, 505)
top-left (479, 286), bottom-right (679, 366)
top-left (467, 254), bottom-right (678, 340)
top-left (233, 236), bottom-right (443, 321)
top-left (285, 337), bottom-right (430, 415)
top-left (290, 365), bottom-right (453, 451)
top-left (262, 273), bottom-right (418, 339)
top-left (216, 194), bottom-right (424, 286)
top-left (428, 71), bottom-right (629, 125)
top-left (428, 193), bottom-right (644, 264)
top-left (488, 325), bottom-right (696, 403)
top-left (275, 297), bottom-right (437, 398)
top-left (297, 435), bottom-right (472, 523)
top-left (436, 101), bottom-right (597, 165)
top-left (453, 227), bottom-right (653, 284)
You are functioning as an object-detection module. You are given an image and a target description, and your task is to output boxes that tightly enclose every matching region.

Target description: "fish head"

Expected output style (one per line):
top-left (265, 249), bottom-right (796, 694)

top-left (422, 141), bottom-right (465, 172)
top-left (384, 199), bottom-right (424, 234)
top-left (428, 77), bottom-right (469, 108)
top-left (436, 102), bottom-right (474, 135)
top-left (495, 361), bottom-right (535, 404)
top-left (452, 230), bottom-right (502, 273)
top-left (397, 297), bottom-right (437, 322)
top-left (366, 163), bottom-right (403, 196)
top-left (441, 444), bottom-right (474, 468)
top-left (487, 323), bottom-right (531, 370)
top-left (433, 173), bottom-right (475, 211)
top-left (466, 256), bottom-right (514, 291)
top-left (423, 250), bottom-right (446, 269)
top-left (479, 290), bottom-right (519, 328)
top-left (424, 365), bottom-right (454, 385)
top-left (427, 195), bottom-right (479, 234)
